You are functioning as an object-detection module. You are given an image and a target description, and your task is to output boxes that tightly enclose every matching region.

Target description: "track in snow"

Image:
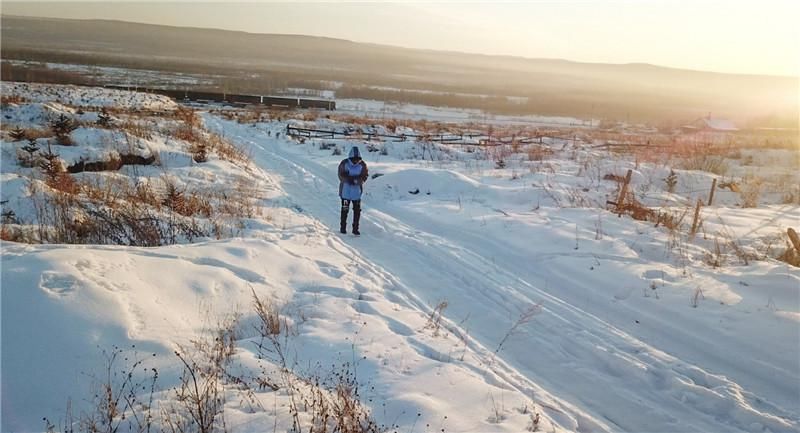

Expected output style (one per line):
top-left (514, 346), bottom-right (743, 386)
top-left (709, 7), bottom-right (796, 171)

top-left (205, 115), bottom-right (799, 433)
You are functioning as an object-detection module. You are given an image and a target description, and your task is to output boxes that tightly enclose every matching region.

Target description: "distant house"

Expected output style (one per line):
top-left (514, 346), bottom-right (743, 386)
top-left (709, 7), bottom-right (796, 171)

top-left (680, 116), bottom-right (738, 144)
top-left (681, 116), bottom-right (739, 132)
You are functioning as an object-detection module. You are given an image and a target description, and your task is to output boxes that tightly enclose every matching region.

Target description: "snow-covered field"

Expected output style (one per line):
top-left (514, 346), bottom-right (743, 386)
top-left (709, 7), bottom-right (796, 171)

top-left (4, 60), bottom-right (217, 88)
top-left (336, 98), bottom-right (595, 128)
top-left (1, 82), bottom-right (799, 433)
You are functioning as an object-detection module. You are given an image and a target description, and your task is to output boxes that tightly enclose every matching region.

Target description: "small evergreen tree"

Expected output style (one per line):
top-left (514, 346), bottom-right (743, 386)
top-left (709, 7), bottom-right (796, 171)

top-left (9, 127), bottom-right (26, 142)
top-left (665, 169), bottom-right (678, 193)
top-left (50, 114), bottom-right (77, 145)
top-left (18, 138), bottom-right (40, 167)
top-left (163, 181), bottom-right (186, 213)
top-left (38, 143), bottom-right (63, 182)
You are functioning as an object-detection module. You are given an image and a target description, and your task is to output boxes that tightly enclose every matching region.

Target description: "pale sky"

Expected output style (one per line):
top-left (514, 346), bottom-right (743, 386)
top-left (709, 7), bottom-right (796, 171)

top-left (2, 0), bottom-right (799, 77)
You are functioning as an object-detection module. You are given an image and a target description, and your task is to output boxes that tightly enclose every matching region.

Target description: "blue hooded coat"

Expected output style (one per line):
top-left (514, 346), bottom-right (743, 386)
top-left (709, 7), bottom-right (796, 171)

top-left (338, 146), bottom-right (369, 201)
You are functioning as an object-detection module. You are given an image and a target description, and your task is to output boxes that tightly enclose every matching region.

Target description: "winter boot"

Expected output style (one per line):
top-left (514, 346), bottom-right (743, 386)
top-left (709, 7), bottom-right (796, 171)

top-left (340, 200), bottom-right (349, 234)
top-left (352, 201), bottom-right (361, 235)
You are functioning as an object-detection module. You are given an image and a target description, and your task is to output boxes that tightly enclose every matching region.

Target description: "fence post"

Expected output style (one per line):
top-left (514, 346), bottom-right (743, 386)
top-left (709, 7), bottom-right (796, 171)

top-left (616, 169), bottom-right (633, 216)
top-left (708, 178), bottom-right (717, 206)
top-left (690, 199), bottom-right (703, 237)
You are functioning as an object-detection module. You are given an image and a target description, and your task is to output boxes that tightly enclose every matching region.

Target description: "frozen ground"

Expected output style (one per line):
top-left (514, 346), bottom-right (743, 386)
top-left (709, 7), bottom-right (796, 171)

top-left (1, 83), bottom-right (799, 433)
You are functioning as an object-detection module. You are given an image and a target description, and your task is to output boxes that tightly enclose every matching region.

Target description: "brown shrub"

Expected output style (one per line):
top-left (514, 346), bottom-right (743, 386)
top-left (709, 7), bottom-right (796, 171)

top-left (208, 132), bottom-right (250, 165)
top-left (79, 175), bottom-right (125, 206)
top-left (778, 245), bottom-right (800, 267)
top-left (119, 120), bottom-right (154, 140)
top-left (654, 208), bottom-right (688, 231)
top-left (47, 172), bottom-right (79, 194)
top-left (1, 225), bottom-right (18, 242)
top-left (0, 94), bottom-right (27, 106)
top-left (677, 154), bottom-right (729, 175)
top-left (739, 176), bottom-right (763, 208)
top-left (162, 181), bottom-right (213, 218)
top-left (131, 181), bottom-right (162, 209)
top-left (174, 106), bottom-right (200, 127)
top-left (214, 180), bottom-right (258, 219)
top-left (172, 125), bottom-right (200, 143)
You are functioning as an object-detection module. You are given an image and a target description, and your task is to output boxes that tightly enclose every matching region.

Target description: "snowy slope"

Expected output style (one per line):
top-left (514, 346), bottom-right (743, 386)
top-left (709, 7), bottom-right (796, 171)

top-left (201, 114), bottom-right (800, 432)
top-left (2, 82), bottom-right (177, 110)
top-left (2, 83), bottom-right (799, 433)
top-left (1, 161), bottom-right (565, 432)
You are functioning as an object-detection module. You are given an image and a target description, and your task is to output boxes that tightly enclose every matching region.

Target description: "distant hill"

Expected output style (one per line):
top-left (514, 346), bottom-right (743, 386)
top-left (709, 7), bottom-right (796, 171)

top-left (2, 15), bottom-right (797, 125)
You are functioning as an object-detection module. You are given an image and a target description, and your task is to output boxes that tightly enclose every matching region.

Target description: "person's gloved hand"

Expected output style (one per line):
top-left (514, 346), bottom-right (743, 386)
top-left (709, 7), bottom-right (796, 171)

top-left (349, 176), bottom-right (360, 185)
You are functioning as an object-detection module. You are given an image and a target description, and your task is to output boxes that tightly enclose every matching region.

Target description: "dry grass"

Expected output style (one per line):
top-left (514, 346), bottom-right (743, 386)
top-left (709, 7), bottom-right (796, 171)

top-left (44, 346), bottom-right (160, 433)
top-left (162, 179), bottom-right (213, 218)
top-left (249, 290), bottom-right (385, 433)
top-left (44, 291), bottom-right (398, 433)
top-left (118, 119), bottom-right (154, 140)
top-left (739, 176), bottom-right (764, 208)
top-left (424, 300), bottom-right (449, 336)
top-left (252, 288), bottom-right (282, 337)
top-left (0, 94), bottom-right (28, 106)
top-left (207, 132), bottom-right (250, 165)
top-left (654, 207), bottom-right (688, 231)
top-left (167, 123), bottom-right (250, 167)
top-left (173, 106), bottom-right (200, 128)
top-left (0, 224), bottom-right (34, 243)
top-left (24, 168), bottom-right (259, 246)
top-left (211, 176), bottom-right (260, 219)
top-left (778, 244), bottom-right (800, 267)
top-left (2, 92), bottom-right (259, 247)
top-left (166, 313), bottom-right (240, 433)
top-left (676, 154), bottom-right (729, 176)
top-left (527, 145), bottom-right (553, 162)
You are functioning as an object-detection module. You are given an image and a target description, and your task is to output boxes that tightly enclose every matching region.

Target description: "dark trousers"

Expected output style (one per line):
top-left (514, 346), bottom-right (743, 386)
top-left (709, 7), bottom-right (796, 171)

top-left (340, 199), bottom-right (361, 232)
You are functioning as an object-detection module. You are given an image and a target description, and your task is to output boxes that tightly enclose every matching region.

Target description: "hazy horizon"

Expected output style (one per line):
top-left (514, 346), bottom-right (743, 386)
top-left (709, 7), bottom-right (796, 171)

top-left (2, 1), bottom-right (798, 78)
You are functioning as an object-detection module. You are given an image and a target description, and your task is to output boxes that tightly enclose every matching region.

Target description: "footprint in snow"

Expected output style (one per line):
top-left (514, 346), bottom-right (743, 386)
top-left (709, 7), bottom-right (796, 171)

top-left (642, 269), bottom-right (676, 282)
top-left (39, 271), bottom-right (79, 297)
top-left (315, 260), bottom-right (345, 279)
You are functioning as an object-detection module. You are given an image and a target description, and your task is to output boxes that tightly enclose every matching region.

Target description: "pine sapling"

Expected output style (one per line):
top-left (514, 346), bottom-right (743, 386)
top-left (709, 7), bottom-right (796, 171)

top-left (9, 127), bottom-right (26, 141)
top-left (38, 143), bottom-right (63, 182)
top-left (19, 138), bottom-right (40, 167)
top-left (664, 169), bottom-right (678, 193)
top-left (50, 114), bottom-right (77, 145)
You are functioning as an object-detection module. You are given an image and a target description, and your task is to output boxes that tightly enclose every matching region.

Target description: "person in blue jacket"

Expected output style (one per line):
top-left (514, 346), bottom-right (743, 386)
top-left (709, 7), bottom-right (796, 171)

top-left (338, 146), bottom-right (369, 235)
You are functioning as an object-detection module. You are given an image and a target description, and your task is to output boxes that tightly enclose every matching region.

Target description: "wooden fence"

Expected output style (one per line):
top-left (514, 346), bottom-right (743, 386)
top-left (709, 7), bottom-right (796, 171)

top-left (285, 125), bottom-right (575, 146)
